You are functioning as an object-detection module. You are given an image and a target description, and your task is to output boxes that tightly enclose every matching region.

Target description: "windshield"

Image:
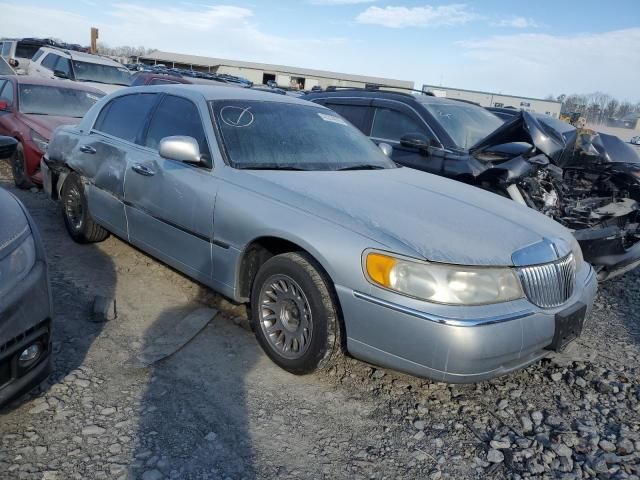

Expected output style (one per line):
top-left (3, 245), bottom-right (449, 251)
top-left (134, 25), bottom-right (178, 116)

top-left (19, 84), bottom-right (104, 117)
top-left (72, 61), bottom-right (131, 86)
top-left (213, 100), bottom-right (396, 171)
top-left (422, 100), bottom-right (504, 150)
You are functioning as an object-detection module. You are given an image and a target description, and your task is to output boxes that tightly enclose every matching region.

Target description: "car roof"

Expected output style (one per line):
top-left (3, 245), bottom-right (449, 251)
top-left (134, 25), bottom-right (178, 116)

top-left (0, 75), bottom-right (106, 94)
top-left (39, 47), bottom-right (124, 67)
top-left (124, 84), bottom-right (317, 106)
top-left (304, 88), bottom-right (478, 109)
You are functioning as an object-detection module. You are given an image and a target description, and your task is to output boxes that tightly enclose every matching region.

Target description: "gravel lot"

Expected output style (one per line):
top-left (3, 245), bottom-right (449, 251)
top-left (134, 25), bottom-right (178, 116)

top-left (0, 162), bottom-right (639, 480)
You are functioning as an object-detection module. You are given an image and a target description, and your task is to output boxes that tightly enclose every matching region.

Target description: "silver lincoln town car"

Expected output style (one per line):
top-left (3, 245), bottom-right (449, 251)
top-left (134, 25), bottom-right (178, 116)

top-left (42, 85), bottom-right (597, 382)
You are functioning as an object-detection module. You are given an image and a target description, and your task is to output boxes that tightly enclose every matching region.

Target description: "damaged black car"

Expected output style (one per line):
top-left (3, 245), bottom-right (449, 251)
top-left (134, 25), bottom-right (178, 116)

top-left (305, 88), bottom-right (640, 280)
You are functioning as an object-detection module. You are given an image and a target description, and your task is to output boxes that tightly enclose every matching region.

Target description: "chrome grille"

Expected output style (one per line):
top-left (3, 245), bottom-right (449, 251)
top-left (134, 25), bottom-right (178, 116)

top-left (518, 254), bottom-right (575, 308)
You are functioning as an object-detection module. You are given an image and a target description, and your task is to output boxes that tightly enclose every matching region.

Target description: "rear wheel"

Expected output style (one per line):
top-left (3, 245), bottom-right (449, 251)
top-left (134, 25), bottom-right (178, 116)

top-left (11, 143), bottom-right (35, 189)
top-left (60, 172), bottom-right (109, 243)
top-left (250, 252), bottom-right (342, 374)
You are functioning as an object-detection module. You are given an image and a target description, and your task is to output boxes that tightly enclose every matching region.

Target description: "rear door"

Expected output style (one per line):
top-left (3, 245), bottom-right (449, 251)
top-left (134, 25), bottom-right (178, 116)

top-left (123, 94), bottom-right (217, 284)
top-left (370, 99), bottom-right (442, 173)
top-left (76, 92), bottom-right (159, 238)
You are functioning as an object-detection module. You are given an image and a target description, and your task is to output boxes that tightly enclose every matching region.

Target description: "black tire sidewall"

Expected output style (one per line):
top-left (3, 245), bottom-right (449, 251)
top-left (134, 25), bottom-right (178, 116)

top-left (61, 173), bottom-right (90, 243)
top-left (11, 143), bottom-right (33, 189)
top-left (250, 253), bottom-right (334, 374)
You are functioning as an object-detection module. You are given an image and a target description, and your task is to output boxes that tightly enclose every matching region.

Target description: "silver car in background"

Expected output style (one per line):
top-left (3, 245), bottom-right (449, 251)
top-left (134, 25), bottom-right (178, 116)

top-left (43, 85), bottom-right (597, 382)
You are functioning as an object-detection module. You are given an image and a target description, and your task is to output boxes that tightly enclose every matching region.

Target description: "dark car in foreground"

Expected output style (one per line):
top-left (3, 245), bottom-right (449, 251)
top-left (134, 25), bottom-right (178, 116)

top-left (305, 88), bottom-right (640, 281)
top-left (0, 75), bottom-right (104, 188)
top-left (43, 85), bottom-right (596, 383)
top-left (0, 137), bottom-right (52, 406)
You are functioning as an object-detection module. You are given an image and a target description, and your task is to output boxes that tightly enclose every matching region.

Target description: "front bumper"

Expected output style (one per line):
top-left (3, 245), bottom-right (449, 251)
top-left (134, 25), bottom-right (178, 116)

top-left (574, 226), bottom-right (640, 281)
top-left (0, 261), bottom-right (53, 407)
top-left (338, 265), bottom-right (597, 383)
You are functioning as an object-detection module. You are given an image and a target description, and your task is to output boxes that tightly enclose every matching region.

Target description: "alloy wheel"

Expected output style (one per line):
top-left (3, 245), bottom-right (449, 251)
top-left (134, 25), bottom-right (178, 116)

top-left (258, 274), bottom-right (313, 359)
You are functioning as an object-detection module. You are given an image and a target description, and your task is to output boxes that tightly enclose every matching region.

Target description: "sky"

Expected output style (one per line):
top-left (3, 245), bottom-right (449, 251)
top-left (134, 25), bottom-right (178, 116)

top-left (3, 0), bottom-right (640, 102)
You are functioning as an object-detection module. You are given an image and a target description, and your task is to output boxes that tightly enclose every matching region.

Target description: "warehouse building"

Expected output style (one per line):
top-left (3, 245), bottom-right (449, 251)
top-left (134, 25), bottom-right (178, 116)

top-left (138, 50), bottom-right (414, 91)
top-left (422, 84), bottom-right (562, 118)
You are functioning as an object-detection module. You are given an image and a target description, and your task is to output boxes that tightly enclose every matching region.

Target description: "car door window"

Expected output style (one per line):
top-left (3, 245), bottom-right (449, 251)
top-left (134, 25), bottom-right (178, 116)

top-left (94, 93), bottom-right (158, 144)
top-left (325, 104), bottom-right (370, 134)
top-left (371, 107), bottom-right (428, 142)
top-left (54, 56), bottom-right (72, 78)
top-left (0, 81), bottom-right (14, 107)
top-left (144, 95), bottom-right (210, 157)
top-left (31, 49), bottom-right (44, 62)
top-left (41, 53), bottom-right (58, 71)
top-left (1, 43), bottom-right (11, 57)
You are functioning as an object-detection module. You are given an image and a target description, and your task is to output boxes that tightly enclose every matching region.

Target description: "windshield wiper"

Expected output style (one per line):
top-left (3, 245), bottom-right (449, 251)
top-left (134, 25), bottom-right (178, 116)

top-left (237, 164), bottom-right (308, 171)
top-left (335, 164), bottom-right (386, 171)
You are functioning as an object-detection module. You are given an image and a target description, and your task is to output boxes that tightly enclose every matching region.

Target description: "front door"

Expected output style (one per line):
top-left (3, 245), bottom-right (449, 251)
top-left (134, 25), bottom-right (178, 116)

top-left (124, 94), bottom-right (217, 285)
top-left (370, 99), bottom-right (443, 174)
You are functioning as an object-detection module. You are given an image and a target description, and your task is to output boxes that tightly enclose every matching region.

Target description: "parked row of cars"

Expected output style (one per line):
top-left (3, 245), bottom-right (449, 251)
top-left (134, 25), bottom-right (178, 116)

top-left (0, 51), bottom-right (638, 405)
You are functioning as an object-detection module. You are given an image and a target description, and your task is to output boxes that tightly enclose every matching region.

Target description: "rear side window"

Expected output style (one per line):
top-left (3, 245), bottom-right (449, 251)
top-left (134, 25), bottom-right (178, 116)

top-left (41, 53), bottom-right (58, 70)
top-left (144, 95), bottom-right (209, 155)
top-left (31, 49), bottom-right (44, 62)
top-left (54, 56), bottom-right (72, 78)
top-left (1, 43), bottom-right (11, 57)
top-left (371, 107), bottom-right (428, 142)
top-left (94, 93), bottom-right (158, 144)
top-left (325, 103), bottom-right (370, 134)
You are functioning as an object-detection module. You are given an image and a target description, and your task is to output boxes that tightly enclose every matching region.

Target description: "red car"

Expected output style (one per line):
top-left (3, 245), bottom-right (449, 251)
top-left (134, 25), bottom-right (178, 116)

top-left (0, 76), bottom-right (104, 188)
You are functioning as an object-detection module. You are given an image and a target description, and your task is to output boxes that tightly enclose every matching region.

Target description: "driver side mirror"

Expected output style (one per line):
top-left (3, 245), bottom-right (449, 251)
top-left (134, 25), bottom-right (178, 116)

top-left (53, 70), bottom-right (69, 79)
top-left (400, 133), bottom-right (431, 150)
top-left (159, 136), bottom-right (203, 164)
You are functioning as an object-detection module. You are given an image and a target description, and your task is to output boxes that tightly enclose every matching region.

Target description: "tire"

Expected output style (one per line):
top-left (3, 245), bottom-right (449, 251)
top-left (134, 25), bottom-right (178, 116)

top-left (11, 143), bottom-right (35, 189)
top-left (60, 172), bottom-right (109, 243)
top-left (250, 252), bottom-right (342, 374)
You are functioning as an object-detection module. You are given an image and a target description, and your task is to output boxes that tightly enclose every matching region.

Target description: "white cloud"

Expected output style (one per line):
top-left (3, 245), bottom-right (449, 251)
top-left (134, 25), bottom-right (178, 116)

top-left (356, 4), bottom-right (478, 28)
top-left (0, 2), bottom-right (345, 65)
top-left (310, 0), bottom-right (376, 4)
top-left (491, 16), bottom-right (539, 28)
top-left (449, 28), bottom-right (640, 100)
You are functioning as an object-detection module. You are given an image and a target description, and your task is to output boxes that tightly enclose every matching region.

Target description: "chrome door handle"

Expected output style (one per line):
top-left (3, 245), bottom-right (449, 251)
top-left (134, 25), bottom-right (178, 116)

top-left (79, 145), bottom-right (96, 154)
top-left (131, 164), bottom-right (156, 176)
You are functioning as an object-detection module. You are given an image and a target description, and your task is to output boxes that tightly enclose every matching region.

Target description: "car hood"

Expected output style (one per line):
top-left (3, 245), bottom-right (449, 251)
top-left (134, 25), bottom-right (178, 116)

top-left (470, 111), bottom-right (573, 165)
top-left (239, 167), bottom-right (574, 267)
top-left (0, 188), bottom-right (29, 255)
top-left (20, 114), bottom-right (80, 140)
top-left (574, 132), bottom-right (640, 165)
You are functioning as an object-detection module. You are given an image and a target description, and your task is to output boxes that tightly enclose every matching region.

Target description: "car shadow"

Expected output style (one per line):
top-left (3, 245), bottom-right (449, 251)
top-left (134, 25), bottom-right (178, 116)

top-left (0, 172), bottom-right (116, 412)
top-left (129, 275), bottom-right (259, 479)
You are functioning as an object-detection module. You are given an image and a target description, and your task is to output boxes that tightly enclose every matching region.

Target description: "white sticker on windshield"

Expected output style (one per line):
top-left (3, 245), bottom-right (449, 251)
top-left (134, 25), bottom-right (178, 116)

top-left (318, 113), bottom-right (348, 126)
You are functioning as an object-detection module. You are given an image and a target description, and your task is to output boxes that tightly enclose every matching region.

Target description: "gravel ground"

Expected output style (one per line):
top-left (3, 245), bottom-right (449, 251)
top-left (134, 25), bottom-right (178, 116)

top-left (0, 161), bottom-right (639, 480)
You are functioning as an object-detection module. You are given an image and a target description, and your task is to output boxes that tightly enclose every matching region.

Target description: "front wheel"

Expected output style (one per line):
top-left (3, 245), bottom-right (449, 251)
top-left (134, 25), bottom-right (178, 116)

top-left (11, 143), bottom-right (35, 189)
top-left (60, 172), bottom-right (110, 243)
top-left (250, 252), bottom-right (342, 374)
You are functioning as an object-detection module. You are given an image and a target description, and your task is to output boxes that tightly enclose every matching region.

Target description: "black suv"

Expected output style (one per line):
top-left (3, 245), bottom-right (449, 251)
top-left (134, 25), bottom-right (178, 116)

top-left (305, 87), bottom-right (640, 281)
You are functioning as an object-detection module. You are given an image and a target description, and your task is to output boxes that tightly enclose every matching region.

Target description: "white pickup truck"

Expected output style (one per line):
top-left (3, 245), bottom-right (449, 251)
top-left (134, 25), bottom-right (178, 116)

top-left (27, 47), bottom-right (131, 94)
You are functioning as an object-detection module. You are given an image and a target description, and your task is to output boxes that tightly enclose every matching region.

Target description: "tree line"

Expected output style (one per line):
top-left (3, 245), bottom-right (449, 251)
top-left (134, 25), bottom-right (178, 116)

top-left (546, 92), bottom-right (640, 124)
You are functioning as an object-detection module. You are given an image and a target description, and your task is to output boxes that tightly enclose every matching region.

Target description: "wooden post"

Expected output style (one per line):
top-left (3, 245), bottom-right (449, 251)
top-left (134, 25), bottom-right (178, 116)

top-left (90, 27), bottom-right (99, 54)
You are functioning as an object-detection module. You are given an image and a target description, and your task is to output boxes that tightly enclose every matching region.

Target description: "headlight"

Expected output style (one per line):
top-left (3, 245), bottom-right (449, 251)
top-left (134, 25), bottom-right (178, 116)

top-left (364, 251), bottom-right (523, 306)
top-left (30, 129), bottom-right (49, 153)
top-left (0, 235), bottom-right (36, 297)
